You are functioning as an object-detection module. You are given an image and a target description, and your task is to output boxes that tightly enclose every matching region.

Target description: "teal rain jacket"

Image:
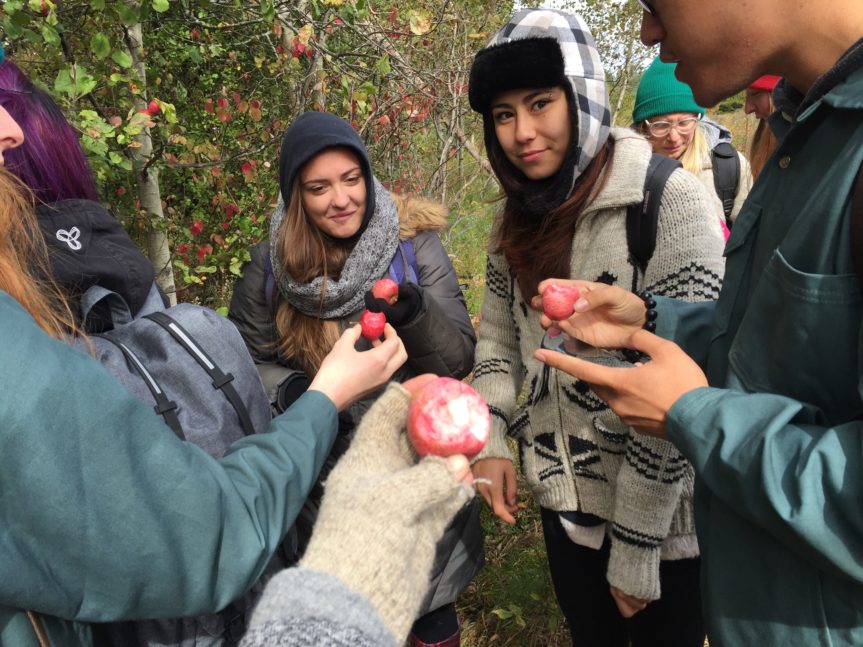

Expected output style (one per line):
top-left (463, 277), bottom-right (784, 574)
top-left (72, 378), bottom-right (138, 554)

top-left (0, 292), bottom-right (338, 646)
top-left (655, 63), bottom-right (863, 646)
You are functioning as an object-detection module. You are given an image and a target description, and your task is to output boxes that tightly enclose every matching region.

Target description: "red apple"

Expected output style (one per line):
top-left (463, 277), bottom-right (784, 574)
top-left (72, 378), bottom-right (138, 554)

top-left (541, 283), bottom-right (581, 321)
top-left (407, 377), bottom-right (490, 459)
top-left (147, 100), bottom-right (160, 115)
top-left (360, 309), bottom-right (386, 340)
top-left (372, 278), bottom-right (399, 304)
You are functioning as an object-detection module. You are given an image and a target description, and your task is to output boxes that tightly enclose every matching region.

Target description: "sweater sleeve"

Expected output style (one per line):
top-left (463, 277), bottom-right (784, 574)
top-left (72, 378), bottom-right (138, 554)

top-left (395, 231), bottom-right (476, 379)
top-left (607, 167), bottom-right (725, 600)
top-left (470, 252), bottom-right (524, 462)
top-left (0, 293), bottom-right (338, 622)
top-left (241, 568), bottom-right (396, 647)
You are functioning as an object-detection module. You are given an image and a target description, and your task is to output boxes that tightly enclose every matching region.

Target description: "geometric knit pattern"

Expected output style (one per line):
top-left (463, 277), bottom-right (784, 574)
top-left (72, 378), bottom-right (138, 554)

top-left (472, 128), bottom-right (726, 601)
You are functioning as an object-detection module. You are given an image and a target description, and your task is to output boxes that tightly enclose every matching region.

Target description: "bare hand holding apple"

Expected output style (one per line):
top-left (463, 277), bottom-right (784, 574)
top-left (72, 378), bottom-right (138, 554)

top-left (407, 377), bottom-right (490, 459)
top-left (360, 309), bottom-right (387, 340)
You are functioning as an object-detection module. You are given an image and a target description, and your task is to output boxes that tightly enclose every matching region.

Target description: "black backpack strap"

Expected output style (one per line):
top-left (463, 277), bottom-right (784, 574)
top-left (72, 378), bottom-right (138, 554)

top-left (627, 153), bottom-right (682, 280)
top-left (145, 311), bottom-right (256, 436)
top-left (850, 160), bottom-right (863, 298)
top-left (97, 334), bottom-right (184, 437)
top-left (712, 141), bottom-right (741, 226)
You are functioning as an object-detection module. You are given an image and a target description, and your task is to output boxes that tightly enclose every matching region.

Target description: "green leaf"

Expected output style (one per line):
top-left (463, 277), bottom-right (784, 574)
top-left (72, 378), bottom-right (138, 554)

top-left (152, 0), bottom-right (169, 13)
top-left (90, 32), bottom-right (111, 59)
top-left (260, 0), bottom-right (274, 22)
top-left (90, 0), bottom-right (105, 9)
top-left (53, 65), bottom-right (97, 99)
top-left (112, 50), bottom-right (133, 68)
top-left (39, 23), bottom-right (60, 45)
top-left (115, 3), bottom-right (139, 26)
top-left (375, 54), bottom-right (391, 76)
top-left (216, 306), bottom-right (229, 316)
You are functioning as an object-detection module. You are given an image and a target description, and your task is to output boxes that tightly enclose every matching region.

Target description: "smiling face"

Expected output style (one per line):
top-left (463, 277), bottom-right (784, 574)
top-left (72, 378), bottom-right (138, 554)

top-left (639, 0), bottom-right (782, 107)
top-left (0, 104), bottom-right (25, 166)
top-left (644, 112), bottom-right (699, 159)
top-left (491, 86), bottom-right (572, 181)
top-left (299, 147), bottom-right (367, 239)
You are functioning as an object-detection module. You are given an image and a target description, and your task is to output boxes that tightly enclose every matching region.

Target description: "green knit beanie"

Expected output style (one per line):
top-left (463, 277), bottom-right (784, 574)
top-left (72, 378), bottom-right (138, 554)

top-left (632, 57), bottom-right (705, 124)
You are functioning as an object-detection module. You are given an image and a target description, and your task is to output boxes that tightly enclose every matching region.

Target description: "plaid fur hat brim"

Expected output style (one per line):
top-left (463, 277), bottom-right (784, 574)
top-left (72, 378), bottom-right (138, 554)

top-left (468, 38), bottom-right (565, 113)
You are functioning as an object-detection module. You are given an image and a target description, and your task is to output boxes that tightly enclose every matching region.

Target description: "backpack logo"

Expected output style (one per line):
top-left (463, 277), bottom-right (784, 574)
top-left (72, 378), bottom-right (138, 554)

top-left (56, 227), bottom-right (82, 251)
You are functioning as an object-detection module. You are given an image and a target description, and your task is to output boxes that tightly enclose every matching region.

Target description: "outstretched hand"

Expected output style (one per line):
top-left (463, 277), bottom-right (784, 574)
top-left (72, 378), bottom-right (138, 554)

top-left (534, 329), bottom-right (708, 439)
top-left (309, 322), bottom-right (407, 411)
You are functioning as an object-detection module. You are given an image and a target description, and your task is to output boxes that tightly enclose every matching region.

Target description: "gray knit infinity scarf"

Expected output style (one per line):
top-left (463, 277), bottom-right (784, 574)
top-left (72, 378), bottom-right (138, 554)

top-left (269, 178), bottom-right (400, 319)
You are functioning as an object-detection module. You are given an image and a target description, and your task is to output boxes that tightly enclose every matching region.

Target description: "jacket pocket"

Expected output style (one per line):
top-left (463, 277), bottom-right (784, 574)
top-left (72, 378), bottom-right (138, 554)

top-left (728, 248), bottom-right (862, 422)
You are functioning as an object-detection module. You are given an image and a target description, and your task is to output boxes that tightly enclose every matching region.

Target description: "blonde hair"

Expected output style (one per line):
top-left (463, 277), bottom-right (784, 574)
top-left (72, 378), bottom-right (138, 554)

top-left (748, 118), bottom-right (777, 181)
top-left (0, 168), bottom-right (76, 338)
top-left (273, 175), bottom-right (349, 376)
top-left (677, 123), bottom-right (709, 176)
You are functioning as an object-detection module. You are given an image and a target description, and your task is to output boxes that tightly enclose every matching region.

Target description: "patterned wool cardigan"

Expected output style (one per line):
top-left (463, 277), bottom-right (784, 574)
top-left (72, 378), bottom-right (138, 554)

top-left (471, 128), bottom-right (726, 601)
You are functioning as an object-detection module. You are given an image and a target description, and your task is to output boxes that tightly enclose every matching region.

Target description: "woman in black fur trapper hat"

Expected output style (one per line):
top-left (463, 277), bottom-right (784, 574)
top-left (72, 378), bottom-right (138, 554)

top-left (467, 8), bottom-right (726, 646)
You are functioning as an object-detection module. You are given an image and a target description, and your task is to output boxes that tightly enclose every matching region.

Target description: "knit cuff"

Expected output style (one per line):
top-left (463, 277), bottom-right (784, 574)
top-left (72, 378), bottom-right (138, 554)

top-left (607, 528), bottom-right (662, 601)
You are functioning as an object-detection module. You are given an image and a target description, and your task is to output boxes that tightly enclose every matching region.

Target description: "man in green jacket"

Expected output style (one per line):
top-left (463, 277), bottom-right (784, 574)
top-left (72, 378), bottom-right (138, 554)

top-left (0, 291), bottom-right (406, 646)
top-left (533, 0), bottom-right (863, 644)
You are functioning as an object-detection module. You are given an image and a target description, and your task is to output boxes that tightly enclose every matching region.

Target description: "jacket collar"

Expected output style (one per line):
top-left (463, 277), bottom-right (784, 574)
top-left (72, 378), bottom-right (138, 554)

top-left (581, 128), bottom-right (652, 216)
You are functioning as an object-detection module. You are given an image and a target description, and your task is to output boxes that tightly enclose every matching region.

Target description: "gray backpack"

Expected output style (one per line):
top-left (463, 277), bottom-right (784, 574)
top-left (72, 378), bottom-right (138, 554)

top-left (77, 287), bottom-right (276, 647)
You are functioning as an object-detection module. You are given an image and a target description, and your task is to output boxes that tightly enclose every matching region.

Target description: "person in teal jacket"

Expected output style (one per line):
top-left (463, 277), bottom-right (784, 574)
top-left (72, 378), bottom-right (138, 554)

top-left (0, 104), bottom-right (408, 645)
top-left (530, 0), bottom-right (863, 645)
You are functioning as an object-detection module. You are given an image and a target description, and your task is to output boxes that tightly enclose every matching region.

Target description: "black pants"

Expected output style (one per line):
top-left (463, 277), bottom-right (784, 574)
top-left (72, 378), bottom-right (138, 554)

top-left (540, 507), bottom-right (705, 647)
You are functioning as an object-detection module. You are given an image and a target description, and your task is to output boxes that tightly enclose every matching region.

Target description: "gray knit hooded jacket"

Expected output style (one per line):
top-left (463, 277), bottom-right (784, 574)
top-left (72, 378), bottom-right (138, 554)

top-left (469, 9), bottom-right (726, 602)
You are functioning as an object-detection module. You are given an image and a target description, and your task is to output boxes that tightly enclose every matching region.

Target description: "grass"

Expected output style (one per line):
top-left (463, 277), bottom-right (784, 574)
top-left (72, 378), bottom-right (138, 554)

top-left (457, 468), bottom-right (572, 646)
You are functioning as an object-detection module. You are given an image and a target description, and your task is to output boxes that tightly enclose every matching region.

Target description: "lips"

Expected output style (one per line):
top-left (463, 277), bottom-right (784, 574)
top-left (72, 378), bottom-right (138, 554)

top-left (331, 209), bottom-right (356, 221)
top-left (519, 149), bottom-right (546, 163)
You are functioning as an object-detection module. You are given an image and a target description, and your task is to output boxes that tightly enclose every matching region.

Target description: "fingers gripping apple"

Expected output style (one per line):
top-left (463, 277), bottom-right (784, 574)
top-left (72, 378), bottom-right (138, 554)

top-left (407, 377), bottom-right (490, 458)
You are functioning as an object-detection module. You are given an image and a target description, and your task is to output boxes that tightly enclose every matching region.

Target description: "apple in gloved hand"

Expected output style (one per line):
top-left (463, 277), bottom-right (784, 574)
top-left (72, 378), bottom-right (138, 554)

top-left (371, 278), bottom-right (399, 305)
top-left (407, 377), bottom-right (490, 459)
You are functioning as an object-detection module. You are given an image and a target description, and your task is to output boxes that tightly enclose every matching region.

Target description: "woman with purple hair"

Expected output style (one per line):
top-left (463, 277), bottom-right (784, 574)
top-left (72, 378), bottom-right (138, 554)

top-left (0, 59), bottom-right (164, 332)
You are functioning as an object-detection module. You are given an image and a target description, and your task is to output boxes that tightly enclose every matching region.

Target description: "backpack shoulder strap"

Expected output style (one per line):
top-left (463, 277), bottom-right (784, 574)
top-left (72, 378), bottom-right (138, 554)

top-left (627, 153), bottom-right (681, 275)
top-left (387, 240), bottom-right (420, 284)
top-left (850, 160), bottom-right (863, 298)
top-left (711, 141), bottom-right (741, 225)
top-left (145, 311), bottom-right (256, 436)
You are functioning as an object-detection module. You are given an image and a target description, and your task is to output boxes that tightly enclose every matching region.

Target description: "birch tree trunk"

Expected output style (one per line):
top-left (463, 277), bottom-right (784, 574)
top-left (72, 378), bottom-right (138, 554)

top-left (124, 6), bottom-right (177, 304)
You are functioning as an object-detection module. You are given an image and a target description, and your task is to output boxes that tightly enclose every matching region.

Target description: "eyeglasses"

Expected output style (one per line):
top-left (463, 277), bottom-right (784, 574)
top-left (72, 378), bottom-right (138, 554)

top-left (643, 115), bottom-right (701, 138)
top-left (636, 0), bottom-right (656, 15)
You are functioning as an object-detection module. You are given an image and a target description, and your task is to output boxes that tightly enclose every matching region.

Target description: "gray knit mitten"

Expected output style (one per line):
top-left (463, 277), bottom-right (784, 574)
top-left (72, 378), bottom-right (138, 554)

top-left (280, 382), bottom-right (474, 643)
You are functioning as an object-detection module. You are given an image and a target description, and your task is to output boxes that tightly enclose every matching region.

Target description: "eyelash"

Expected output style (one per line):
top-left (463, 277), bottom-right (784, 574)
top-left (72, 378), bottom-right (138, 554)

top-left (493, 94), bottom-right (554, 123)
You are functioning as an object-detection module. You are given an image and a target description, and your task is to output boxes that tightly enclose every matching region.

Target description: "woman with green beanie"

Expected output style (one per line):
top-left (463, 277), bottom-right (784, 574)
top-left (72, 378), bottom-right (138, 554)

top-left (633, 57), bottom-right (752, 229)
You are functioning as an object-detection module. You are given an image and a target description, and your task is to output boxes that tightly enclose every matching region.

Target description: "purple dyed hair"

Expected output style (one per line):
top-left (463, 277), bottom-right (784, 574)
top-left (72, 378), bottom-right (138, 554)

top-left (0, 61), bottom-right (98, 203)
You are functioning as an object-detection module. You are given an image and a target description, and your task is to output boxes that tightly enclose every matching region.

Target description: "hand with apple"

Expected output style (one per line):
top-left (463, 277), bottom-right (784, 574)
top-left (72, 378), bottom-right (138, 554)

top-left (253, 375), bottom-right (477, 644)
top-left (364, 280), bottom-right (425, 328)
top-left (308, 321), bottom-right (407, 411)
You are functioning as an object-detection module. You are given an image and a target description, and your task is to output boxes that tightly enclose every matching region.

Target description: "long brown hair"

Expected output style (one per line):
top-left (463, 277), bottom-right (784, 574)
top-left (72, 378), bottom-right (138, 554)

top-left (494, 139), bottom-right (613, 300)
top-left (274, 175), bottom-right (351, 375)
top-left (0, 168), bottom-right (75, 337)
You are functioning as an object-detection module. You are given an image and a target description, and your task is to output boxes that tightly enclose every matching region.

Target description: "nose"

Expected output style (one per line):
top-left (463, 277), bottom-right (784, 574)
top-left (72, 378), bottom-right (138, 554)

top-left (514, 114), bottom-right (536, 144)
top-left (0, 105), bottom-right (25, 163)
top-left (743, 94), bottom-right (757, 116)
top-left (330, 183), bottom-right (350, 209)
top-left (666, 127), bottom-right (682, 143)
top-left (639, 10), bottom-right (664, 47)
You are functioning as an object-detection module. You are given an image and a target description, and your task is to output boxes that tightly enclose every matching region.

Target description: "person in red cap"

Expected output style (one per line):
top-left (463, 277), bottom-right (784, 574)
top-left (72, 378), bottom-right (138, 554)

top-left (745, 75), bottom-right (781, 178)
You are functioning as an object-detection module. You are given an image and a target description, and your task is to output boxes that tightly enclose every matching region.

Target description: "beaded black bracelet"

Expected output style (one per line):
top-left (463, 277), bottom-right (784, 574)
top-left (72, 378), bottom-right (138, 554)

top-left (638, 290), bottom-right (658, 333)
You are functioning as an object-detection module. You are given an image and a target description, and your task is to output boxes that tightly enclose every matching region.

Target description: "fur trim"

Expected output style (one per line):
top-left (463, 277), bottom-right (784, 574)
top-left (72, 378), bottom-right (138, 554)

top-left (468, 38), bottom-right (565, 113)
top-left (393, 193), bottom-right (448, 238)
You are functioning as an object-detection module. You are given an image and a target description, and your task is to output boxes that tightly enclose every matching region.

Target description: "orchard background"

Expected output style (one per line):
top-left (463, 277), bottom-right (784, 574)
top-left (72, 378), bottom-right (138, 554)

top-left (2, 0), bottom-right (748, 642)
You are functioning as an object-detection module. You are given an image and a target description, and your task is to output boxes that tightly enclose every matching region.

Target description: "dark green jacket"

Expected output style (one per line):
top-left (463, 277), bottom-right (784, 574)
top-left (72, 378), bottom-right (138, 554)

top-left (655, 61), bottom-right (863, 645)
top-left (0, 292), bottom-right (338, 646)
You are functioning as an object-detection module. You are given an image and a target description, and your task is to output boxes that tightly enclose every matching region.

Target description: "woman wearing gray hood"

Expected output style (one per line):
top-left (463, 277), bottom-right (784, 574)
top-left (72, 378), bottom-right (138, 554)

top-left (467, 9), bottom-right (724, 646)
top-left (228, 111), bottom-right (480, 647)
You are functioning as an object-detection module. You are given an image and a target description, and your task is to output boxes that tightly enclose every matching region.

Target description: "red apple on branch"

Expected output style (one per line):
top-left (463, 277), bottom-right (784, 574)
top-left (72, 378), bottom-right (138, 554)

top-left (407, 377), bottom-right (490, 459)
